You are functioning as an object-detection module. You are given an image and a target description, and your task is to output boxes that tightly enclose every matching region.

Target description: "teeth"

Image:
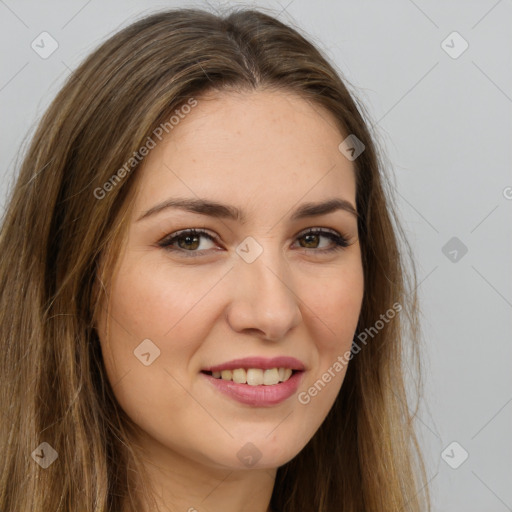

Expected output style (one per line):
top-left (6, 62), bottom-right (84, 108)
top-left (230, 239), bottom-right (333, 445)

top-left (211, 367), bottom-right (294, 385)
top-left (246, 369), bottom-right (263, 386)
top-left (221, 370), bottom-right (232, 380)
top-left (232, 368), bottom-right (246, 384)
top-left (263, 368), bottom-right (279, 385)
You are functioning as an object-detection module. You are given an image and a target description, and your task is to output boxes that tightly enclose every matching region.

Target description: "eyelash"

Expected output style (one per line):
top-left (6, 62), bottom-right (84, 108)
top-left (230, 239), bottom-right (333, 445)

top-left (157, 227), bottom-right (350, 258)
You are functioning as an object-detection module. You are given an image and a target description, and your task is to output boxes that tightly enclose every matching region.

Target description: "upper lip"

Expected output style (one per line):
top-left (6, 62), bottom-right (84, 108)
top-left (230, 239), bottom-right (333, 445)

top-left (202, 356), bottom-right (306, 373)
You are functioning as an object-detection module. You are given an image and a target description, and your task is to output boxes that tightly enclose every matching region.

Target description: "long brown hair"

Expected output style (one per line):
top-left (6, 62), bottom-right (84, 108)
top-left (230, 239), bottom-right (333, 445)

top-left (0, 7), bottom-right (430, 511)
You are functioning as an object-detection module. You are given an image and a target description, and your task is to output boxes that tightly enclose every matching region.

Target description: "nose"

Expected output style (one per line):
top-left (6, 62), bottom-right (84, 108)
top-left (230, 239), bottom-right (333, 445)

top-left (226, 244), bottom-right (303, 342)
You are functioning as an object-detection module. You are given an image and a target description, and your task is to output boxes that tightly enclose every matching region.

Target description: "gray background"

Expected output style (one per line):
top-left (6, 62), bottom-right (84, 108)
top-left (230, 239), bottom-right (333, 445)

top-left (1, 0), bottom-right (511, 510)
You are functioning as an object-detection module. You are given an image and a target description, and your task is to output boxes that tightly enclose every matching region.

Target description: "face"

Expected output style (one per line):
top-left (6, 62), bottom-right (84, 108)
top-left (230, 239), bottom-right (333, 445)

top-left (97, 89), bottom-right (364, 471)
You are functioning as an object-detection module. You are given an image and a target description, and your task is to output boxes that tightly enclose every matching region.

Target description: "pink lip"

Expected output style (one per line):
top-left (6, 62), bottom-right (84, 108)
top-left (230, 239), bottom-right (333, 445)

top-left (201, 370), bottom-right (305, 407)
top-left (201, 356), bottom-right (306, 373)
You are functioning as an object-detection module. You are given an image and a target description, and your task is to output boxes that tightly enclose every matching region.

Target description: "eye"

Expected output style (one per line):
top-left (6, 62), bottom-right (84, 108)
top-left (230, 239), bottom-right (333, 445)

top-left (158, 228), bottom-right (218, 257)
top-left (158, 227), bottom-right (351, 257)
top-left (293, 228), bottom-right (350, 254)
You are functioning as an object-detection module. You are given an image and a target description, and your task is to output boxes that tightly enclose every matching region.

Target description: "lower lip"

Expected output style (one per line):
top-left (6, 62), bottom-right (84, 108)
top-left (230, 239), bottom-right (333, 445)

top-left (201, 371), bottom-right (304, 407)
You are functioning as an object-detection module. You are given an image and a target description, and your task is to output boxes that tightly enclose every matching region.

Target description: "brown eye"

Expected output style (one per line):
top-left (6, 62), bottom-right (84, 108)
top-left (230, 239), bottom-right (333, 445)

top-left (158, 229), bottom-right (217, 256)
top-left (176, 233), bottom-right (200, 250)
top-left (295, 228), bottom-right (350, 253)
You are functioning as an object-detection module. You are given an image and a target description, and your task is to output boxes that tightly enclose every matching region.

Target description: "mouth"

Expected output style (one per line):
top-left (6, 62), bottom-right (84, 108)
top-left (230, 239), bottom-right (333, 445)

top-left (200, 356), bottom-right (306, 406)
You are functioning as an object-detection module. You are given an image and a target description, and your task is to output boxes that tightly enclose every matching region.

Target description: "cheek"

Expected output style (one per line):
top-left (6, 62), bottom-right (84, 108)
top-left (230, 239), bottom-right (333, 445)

top-left (98, 255), bottom-right (224, 405)
top-left (97, 261), bottom-right (209, 431)
top-left (306, 263), bottom-right (364, 351)
top-left (107, 255), bottom-right (220, 346)
top-left (297, 262), bottom-right (363, 412)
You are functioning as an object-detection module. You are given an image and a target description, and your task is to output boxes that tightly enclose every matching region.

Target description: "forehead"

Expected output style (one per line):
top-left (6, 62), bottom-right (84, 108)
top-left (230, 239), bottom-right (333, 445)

top-left (133, 89), bottom-right (356, 218)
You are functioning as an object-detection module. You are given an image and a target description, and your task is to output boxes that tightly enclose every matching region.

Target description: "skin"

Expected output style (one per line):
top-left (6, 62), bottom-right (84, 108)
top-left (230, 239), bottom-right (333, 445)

top-left (97, 88), bottom-right (364, 512)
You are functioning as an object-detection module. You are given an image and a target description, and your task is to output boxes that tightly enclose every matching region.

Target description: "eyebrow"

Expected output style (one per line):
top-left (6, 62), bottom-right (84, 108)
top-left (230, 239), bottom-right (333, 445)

top-left (136, 197), bottom-right (358, 223)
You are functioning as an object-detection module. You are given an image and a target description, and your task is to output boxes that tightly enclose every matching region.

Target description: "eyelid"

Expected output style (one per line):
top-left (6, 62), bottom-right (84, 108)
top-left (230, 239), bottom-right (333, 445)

top-left (161, 227), bottom-right (217, 241)
top-left (298, 226), bottom-right (338, 237)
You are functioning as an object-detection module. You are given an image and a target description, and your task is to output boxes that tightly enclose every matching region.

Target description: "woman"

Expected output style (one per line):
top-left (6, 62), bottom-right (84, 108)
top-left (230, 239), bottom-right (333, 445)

top-left (0, 7), bottom-right (430, 512)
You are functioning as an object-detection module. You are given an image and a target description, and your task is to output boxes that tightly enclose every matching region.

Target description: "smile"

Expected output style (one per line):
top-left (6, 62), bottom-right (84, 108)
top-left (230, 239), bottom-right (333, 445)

top-left (200, 356), bottom-right (306, 406)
